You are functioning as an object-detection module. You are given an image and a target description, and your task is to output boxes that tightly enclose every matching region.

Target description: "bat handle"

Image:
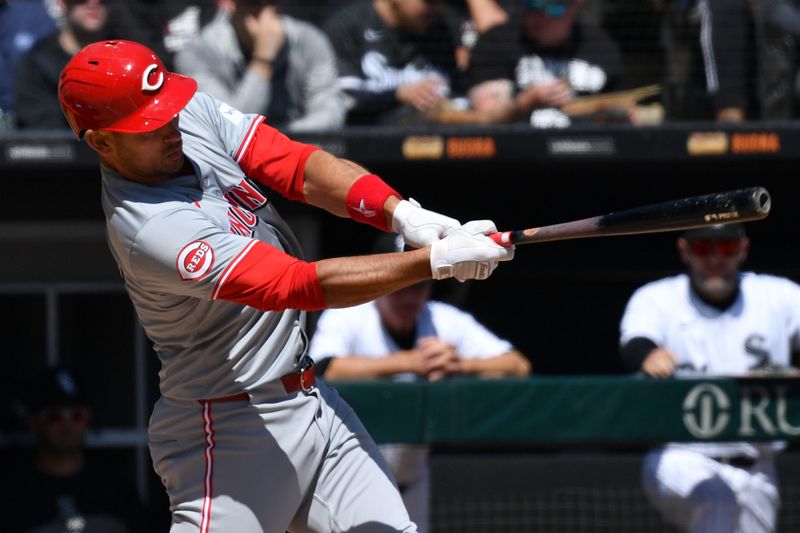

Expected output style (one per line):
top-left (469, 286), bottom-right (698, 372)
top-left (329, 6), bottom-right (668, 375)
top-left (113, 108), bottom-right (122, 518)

top-left (489, 231), bottom-right (514, 247)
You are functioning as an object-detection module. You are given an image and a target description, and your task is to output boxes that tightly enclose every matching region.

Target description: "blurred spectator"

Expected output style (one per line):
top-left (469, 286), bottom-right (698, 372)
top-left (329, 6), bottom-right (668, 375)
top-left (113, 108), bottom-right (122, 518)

top-left (14, 0), bottom-right (110, 129)
top-left (619, 224), bottom-right (800, 532)
top-left (107, 0), bottom-right (220, 70)
top-left (175, 0), bottom-right (345, 132)
top-left (0, 0), bottom-right (56, 129)
top-left (466, 0), bottom-right (625, 127)
top-left (754, 0), bottom-right (800, 118)
top-left (653, 0), bottom-right (752, 122)
top-left (309, 233), bottom-right (531, 533)
top-left (0, 367), bottom-right (150, 532)
top-left (323, 0), bottom-right (462, 125)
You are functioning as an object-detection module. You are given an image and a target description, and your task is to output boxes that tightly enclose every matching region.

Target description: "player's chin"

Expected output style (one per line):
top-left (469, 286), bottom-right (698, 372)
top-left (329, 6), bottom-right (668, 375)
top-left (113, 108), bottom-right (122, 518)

top-left (164, 150), bottom-right (185, 169)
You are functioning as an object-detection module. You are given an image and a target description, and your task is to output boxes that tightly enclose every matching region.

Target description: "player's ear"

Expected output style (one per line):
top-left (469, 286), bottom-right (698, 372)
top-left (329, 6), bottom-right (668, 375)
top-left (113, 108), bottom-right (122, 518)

top-left (677, 238), bottom-right (691, 264)
top-left (84, 130), bottom-right (113, 155)
top-left (739, 237), bottom-right (750, 262)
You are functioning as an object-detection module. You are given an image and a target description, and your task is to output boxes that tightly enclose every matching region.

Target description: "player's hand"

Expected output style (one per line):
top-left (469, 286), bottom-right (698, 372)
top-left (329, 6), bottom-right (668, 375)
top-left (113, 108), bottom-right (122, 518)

top-left (392, 198), bottom-right (461, 248)
top-left (430, 220), bottom-right (515, 282)
top-left (396, 78), bottom-right (448, 112)
top-left (641, 348), bottom-right (677, 378)
top-left (517, 80), bottom-right (572, 112)
top-left (246, 6), bottom-right (285, 63)
top-left (418, 337), bottom-right (462, 381)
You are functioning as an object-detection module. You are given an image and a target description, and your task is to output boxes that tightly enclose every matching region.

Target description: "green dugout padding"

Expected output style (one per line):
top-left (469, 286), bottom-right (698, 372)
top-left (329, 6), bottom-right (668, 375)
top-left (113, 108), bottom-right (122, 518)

top-left (329, 376), bottom-right (800, 444)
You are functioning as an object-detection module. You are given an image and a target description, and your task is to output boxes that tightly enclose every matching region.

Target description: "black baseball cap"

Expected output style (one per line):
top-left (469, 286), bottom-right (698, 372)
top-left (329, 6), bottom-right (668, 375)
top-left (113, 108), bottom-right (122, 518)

top-left (682, 223), bottom-right (746, 241)
top-left (26, 367), bottom-right (87, 413)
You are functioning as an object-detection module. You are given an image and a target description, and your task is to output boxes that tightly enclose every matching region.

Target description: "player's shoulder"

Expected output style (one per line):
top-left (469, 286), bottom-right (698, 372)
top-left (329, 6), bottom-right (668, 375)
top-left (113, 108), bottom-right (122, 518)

top-left (323, 1), bottom-right (373, 34)
top-left (182, 91), bottom-right (218, 118)
top-left (318, 301), bottom-right (376, 324)
top-left (741, 272), bottom-right (800, 293)
top-left (283, 15), bottom-right (335, 55)
top-left (427, 300), bottom-right (472, 321)
top-left (633, 274), bottom-right (687, 297)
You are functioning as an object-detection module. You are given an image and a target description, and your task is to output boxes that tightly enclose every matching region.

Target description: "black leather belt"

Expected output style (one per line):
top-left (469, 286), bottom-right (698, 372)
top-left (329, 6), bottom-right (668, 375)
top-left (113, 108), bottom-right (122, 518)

top-left (711, 455), bottom-right (757, 469)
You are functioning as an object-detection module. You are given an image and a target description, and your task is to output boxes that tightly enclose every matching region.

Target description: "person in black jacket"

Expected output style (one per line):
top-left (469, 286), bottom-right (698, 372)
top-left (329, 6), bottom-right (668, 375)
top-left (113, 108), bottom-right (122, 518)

top-left (466, 0), bottom-right (625, 126)
top-left (654, 0), bottom-right (753, 122)
top-left (14, 0), bottom-right (112, 129)
top-left (323, 0), bottom-right (462, 125)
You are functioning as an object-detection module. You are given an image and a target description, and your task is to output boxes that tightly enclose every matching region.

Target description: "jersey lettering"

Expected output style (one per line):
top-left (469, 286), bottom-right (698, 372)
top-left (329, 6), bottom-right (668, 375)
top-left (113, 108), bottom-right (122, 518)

top-left (745, 334), bottom-right (771, 369)
top-left (228, 205), bottom-right (257, 236)
top-left (225, 179), bottom-right (268, 211)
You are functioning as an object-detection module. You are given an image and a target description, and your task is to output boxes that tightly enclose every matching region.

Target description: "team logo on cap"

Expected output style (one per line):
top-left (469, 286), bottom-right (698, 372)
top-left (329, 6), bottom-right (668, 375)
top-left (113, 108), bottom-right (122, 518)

top-left (142, 64), bottom-right (164, 92)
top-left (177, 240), bottom-right (215, 281)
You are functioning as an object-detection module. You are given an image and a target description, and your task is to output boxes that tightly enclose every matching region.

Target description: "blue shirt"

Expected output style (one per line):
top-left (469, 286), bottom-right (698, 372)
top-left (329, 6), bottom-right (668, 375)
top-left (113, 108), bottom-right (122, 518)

top-left (0, 0), bottom-right (55, 111)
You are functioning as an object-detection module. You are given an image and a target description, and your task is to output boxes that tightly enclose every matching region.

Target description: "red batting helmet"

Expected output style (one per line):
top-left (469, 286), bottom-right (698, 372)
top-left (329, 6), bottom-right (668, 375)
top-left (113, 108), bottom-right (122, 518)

top-left (58, 40), bottom-right (197, 139)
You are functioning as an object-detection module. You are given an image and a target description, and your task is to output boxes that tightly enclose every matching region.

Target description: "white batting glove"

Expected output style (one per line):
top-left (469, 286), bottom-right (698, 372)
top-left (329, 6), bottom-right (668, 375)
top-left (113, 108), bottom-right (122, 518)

top-left (392, 198), bottom-right (461, 248)
top-left (430, 220), bottom-right (515, 282)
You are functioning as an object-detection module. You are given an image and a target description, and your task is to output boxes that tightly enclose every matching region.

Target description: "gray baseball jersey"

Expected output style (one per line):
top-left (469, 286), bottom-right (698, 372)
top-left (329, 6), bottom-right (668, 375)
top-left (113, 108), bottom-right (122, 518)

top-left (103, 92), bottom-right (309, 401)
top-left (102, 92), bottom-right (416, 532)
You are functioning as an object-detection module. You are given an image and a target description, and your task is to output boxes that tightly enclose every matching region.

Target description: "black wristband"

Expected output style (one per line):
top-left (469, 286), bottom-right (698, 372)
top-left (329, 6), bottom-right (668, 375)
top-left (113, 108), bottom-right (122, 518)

top-left (620, 336), bottom-right (658, 372)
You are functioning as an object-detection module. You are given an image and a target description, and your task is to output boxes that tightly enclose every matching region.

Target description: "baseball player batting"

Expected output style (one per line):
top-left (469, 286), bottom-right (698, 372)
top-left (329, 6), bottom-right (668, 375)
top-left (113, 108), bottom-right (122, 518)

top-left (58, 40), bottom-right (513, 533)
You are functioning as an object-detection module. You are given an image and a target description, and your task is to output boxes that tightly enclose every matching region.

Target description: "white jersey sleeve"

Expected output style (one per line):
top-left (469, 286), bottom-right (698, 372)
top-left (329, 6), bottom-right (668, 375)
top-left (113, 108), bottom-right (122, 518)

top-left (308, 306), bottom-right (368, 360)
top-left (619, 277), bottom-right (677, 346)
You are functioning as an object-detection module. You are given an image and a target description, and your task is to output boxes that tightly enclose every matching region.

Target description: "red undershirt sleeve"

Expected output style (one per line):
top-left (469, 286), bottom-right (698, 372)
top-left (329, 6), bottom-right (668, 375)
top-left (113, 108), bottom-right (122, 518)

top-left (235, 118), bottom-right (319, 202)
top-left (211, 240), bottom-right (326, 311)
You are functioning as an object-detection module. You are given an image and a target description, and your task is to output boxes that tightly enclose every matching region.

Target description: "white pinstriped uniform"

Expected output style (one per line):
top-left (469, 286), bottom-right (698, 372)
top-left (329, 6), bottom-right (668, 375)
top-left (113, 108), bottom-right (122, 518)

top-left (621, 272), bottom-right (800, 532)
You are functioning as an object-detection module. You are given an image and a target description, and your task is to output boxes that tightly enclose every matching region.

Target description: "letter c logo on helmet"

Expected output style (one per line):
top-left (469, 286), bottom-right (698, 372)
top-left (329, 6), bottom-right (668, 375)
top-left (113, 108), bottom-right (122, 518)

top-left (141, 64), bottom-right (165, 92)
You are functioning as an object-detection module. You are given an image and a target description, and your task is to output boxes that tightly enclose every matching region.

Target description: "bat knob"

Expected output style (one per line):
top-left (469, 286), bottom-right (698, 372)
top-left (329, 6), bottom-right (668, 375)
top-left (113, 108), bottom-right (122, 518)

top-left (489, 231), bottom-right (513, 247)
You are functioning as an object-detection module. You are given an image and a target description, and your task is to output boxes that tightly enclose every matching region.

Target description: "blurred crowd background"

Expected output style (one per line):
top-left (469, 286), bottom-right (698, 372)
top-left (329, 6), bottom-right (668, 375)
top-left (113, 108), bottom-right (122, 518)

top-left (3, 0), bottom-right (798, 134)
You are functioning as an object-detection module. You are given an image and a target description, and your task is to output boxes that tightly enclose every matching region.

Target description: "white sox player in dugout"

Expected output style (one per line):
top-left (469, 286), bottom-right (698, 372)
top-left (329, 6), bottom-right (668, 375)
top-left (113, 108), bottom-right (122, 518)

top-left (620, 223), bottom-right (800, 533)
top-left (58, 40), bottom-right (514, 533)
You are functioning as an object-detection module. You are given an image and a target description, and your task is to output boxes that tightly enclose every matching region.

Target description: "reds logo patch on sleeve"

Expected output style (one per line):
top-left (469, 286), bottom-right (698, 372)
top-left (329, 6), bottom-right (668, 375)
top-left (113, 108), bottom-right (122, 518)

top-left (177, 240), bottom-right (215, 281)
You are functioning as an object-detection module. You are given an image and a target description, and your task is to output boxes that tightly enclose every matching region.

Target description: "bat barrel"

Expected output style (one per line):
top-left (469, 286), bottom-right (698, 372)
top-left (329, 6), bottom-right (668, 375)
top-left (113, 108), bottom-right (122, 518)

top-left (490, 186), bottom-right (772, 247)
top-left (598, 186), bottom-right (771, 233)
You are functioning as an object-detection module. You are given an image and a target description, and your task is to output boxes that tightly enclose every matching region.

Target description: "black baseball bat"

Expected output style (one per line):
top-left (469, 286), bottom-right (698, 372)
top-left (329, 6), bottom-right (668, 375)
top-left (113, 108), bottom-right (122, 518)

top-left (489, 187), bottom-right (771, 247)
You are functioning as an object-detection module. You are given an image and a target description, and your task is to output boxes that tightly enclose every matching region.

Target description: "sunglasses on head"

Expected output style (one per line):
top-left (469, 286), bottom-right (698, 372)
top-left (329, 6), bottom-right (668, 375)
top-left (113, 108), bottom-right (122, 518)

top-left (521, 0), bottom-right (570, 17)
top-left (689, 239), bottom-right (741, 257)
top-left (39, 406), bottom-right (88, 425)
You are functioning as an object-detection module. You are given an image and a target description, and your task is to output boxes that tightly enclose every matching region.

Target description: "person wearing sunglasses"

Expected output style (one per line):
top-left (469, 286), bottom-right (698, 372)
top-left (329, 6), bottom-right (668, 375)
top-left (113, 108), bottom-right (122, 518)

top-left (465, 0), bottom-right (624, 126)
top-left (1, 367), bottom-right (151, 532)
top-left (618, 223), bottom-right (800, 532)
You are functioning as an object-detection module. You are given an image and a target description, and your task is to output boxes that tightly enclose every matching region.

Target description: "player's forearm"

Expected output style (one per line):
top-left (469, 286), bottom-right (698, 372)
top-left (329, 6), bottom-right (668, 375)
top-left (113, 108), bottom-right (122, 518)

top-left (324, 352), bottom-right (420, 379)
top-left (315, 248), bottom-right (431, 308)
top-left (460, 351), bottom-right (531, 377)
top-left (302, 150), bottom-right (401, 224)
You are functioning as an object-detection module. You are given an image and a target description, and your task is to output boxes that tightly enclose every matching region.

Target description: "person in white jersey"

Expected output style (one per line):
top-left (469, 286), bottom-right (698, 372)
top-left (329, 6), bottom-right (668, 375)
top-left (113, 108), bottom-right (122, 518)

top-left (308, 233), bottom-right (530, 533)
top-left (57, 39), bottom-right (514, 533)
top-left (619, 223), bottom-right (800, 533)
